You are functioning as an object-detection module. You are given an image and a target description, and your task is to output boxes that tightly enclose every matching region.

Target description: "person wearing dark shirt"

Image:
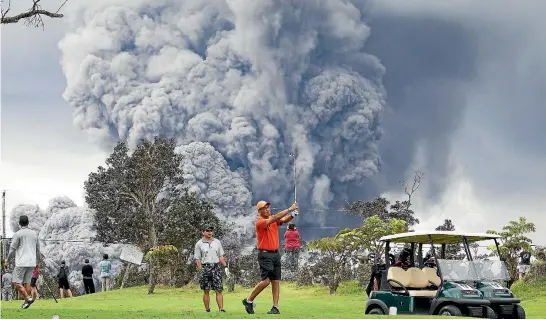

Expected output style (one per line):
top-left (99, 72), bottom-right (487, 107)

top-left (81, 259), bottom-right (95, 294)
top-left (393, 248), bottom-right (412, 270)
top-left (57, 261), bottom-right (73, 298)
top-left (518, 251), bottom-right (532, 280)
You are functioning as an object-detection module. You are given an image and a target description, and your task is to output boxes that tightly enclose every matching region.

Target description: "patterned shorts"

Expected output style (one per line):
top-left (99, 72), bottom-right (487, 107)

top-left (199, 263), bottom-right (223, 292)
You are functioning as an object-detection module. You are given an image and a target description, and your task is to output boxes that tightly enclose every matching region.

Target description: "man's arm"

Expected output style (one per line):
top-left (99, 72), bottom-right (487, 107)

top-left (193, 242), bottom-right (202, 270)
top-left (266, 202), bottom-right (298, 226)
top-left (217, 242), bottom-right (227, 268)
top-left (279, 215), bottom-right (294, 225)
top-left (6, 233), bottom-right (20, 263)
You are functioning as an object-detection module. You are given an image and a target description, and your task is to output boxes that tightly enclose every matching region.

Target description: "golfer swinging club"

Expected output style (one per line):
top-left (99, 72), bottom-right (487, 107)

top-left (242, 200), bottom-right (298, 314)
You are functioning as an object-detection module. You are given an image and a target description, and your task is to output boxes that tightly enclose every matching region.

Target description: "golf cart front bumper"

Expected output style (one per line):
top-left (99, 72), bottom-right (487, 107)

top-left (488, 299), bottom-right (521, 316)
top-left (431, 298), bottom-right (491, 317)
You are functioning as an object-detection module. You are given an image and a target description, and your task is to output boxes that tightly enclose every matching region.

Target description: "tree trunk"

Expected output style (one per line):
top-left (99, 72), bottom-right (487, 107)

top-left (147, 222), bottom-right (159, 294)
top-left (120, 263), bottom-right (132, 289)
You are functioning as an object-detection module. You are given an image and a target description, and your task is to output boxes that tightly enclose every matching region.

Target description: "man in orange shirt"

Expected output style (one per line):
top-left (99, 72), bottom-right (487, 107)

top-left (242, 200), bottom-right (298, 315)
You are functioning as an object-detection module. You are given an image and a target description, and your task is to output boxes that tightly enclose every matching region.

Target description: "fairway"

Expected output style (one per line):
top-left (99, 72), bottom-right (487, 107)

top-left (1, 281), bottom-right (545, 319)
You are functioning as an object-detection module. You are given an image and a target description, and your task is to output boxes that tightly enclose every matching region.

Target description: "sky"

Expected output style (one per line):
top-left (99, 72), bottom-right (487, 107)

top-left (1, 0), bottom-right (545, 246)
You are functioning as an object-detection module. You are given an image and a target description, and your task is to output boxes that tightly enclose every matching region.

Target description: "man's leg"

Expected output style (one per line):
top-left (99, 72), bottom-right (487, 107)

top-left (212, 266), bottom-right (225, 311)
top-left (215, 291), bottom-right (224, 311)
top-left (248, 278), bottom-right (270, 301)
top-left (24, 283), bottom-right (31, 296)
top-left (271, 280), bottom-right (280, 307)
top-left (267, 252), bottom-right (282, 314)
top-left (12, 267), bottom-right (30, 300)
top-left (200, 267), bottom-right (213, 312)
top-left (203, 290), bottom-right (211, 311)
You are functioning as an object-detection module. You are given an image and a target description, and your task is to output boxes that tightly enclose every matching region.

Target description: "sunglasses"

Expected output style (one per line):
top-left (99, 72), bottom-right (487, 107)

top-left (205, 229), bottom-right (213, 232)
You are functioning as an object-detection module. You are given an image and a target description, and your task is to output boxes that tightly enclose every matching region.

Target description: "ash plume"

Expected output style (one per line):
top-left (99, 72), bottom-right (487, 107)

top-left (59, 0), bottom-right (387, 218)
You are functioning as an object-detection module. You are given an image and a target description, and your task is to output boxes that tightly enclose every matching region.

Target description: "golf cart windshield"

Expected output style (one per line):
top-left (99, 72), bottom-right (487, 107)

top-left (437, 259), bottom-right (480, 281)
top-left (473, 259), bottom-right (510, 281)
top-left (437, 259), bottom-right (510, 282)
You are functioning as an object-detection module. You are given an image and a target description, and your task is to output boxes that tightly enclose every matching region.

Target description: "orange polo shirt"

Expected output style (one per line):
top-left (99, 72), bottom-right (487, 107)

top-left (256, 217), bottom-right (281, 251)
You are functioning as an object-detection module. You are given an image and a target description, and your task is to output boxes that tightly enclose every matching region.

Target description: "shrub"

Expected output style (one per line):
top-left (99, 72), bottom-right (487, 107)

top-left (524, 260), bottom-right (546, 285)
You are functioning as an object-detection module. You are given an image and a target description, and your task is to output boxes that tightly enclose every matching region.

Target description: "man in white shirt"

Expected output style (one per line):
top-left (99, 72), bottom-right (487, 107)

top-left (194, 225), bottom-right (230, 313)
top-left (7, 215), bottom-right (41, 309)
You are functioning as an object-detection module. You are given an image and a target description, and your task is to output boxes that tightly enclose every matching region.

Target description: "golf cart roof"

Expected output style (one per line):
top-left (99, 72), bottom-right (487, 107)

top-left (379, 231), bottom-right (502, 244)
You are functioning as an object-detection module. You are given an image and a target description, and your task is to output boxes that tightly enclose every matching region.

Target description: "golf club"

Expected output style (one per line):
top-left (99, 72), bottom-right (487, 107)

top-left (289, 153), bottom-right (299, 216)
top-left (39, 254), bottom-right (58, 303)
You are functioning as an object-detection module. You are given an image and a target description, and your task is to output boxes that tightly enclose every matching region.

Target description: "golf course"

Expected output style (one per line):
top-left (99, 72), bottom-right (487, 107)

top-left (2, 280), bottom-right (545, 319)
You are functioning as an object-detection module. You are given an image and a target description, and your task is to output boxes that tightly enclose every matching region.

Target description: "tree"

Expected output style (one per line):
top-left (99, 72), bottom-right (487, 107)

top-left (434, 219), bottom-right (464, 260)
top-left (535, 246), bottom-right (546, 262)
top-left (1, 0), bottom-right (67, 28)
top-left (337, 216), bottom-right (408, 263)
top-left (84, 137), bottom-right (218, 294)
top-left (346, 171), bottom-right (423, 227)
top-left (306, 236), bottom-right (355, 294)
top-left (487, 217), bottom-right (536, 281)
top-left (469, 242), bottom-right (492, 260)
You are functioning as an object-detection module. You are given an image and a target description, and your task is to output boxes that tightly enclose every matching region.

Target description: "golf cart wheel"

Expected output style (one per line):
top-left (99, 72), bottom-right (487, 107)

top-left (513, 305), bottom-right (526, 319)
top-left (367, 307), bottom-right (385, 315)
top-left (438, 305), bottom-right (463, 317)
top-left (484, 306), bottom-right (497, 319)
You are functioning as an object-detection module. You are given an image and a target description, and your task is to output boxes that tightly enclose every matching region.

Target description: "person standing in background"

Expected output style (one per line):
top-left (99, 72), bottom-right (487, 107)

top-left (99, 254), bottom-right (112, 292)
top-left (2, 267), bottom-right (13, 302)
top-left (194, 225), bottom-right (230, 313)
top-left (30, 266), bottom-right (40, 300)
top-left (82, 259), bottom-right (95, 294)
top-left (57, 261), bottom-right (73, 298)
top-left (284, 223), bottom-right (301, 271)
top-left (518, 250), bottom-right (532, 280)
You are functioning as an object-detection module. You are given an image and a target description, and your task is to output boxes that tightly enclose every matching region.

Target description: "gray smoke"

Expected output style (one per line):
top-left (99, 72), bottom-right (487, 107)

top-left (59, 0), bottom-right (386, 218)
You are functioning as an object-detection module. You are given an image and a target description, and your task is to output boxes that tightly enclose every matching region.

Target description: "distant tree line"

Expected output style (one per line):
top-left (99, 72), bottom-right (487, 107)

top-left (81, 136), bottom-right (540, 295)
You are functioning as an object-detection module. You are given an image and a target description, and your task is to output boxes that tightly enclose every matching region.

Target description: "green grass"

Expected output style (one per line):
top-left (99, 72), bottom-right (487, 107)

top-left (1, 281), bottom-right (545, 319)
top-left (510, 279), bottom-right (546, 318)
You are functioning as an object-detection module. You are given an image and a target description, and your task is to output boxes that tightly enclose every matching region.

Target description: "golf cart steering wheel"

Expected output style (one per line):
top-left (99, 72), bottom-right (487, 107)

top-left (387, 279), bottom-right (410, 296)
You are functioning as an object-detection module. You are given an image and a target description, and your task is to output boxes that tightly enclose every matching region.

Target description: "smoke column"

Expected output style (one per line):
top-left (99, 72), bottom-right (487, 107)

top-left (59, 0), bottom-right (387, 226)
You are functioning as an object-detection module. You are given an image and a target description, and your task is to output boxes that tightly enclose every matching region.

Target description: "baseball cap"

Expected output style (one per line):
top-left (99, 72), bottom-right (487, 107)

top-left (203, 225), bottom-right (214, 231)
top-left (256, 201), bottom-right (271, 210)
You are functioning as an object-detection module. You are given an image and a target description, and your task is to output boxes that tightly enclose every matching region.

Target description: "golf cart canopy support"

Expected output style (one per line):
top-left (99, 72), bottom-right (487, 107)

top-left (379, 231), bottom-right (502, 245)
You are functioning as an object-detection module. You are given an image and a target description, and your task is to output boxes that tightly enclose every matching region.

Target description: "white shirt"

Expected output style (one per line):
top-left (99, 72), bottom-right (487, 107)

top-left (8, 227), bottom-right (40, 267)
top-left (194, 238), bottom-right (225, 264)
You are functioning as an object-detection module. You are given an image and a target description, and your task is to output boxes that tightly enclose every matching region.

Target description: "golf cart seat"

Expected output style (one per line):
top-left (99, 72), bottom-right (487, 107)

top-left (387, 267), bottom-right (438, 297)
top-left (422, 267), bottom-right (441, 287)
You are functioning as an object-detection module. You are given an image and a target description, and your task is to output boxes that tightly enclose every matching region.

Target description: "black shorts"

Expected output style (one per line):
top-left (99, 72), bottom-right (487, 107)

top-left (30, 277), bottom-right (38, 287)
top-left (58, 278), bottom-right (70, 290)
top-left (199, 263), bottom-right (223, 292)
top-left (258, 250), bottom-right (281, 281)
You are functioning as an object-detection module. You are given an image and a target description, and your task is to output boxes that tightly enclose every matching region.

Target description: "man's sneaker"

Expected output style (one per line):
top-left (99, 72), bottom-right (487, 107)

top-left (267, 306), bottom-right (280, 314)
top-left (242, 298), bottom-right (255, 314)
top-left (21, 298), bottom-right (34, 309)
top-left (206, 309), bottom-right (210, 312)
top-left (220, 309), bottom-right (226, 312)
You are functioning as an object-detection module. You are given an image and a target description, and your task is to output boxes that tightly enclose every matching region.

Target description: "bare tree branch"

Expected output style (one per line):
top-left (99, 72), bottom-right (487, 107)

top-left (1, 0), bottom-right (67, 29)
top-left (399, 170), bottom-right (424, 210)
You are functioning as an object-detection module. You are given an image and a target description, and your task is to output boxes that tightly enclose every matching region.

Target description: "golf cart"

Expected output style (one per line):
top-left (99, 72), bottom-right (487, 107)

top-left (364, 231), bottom-right (525, 318)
